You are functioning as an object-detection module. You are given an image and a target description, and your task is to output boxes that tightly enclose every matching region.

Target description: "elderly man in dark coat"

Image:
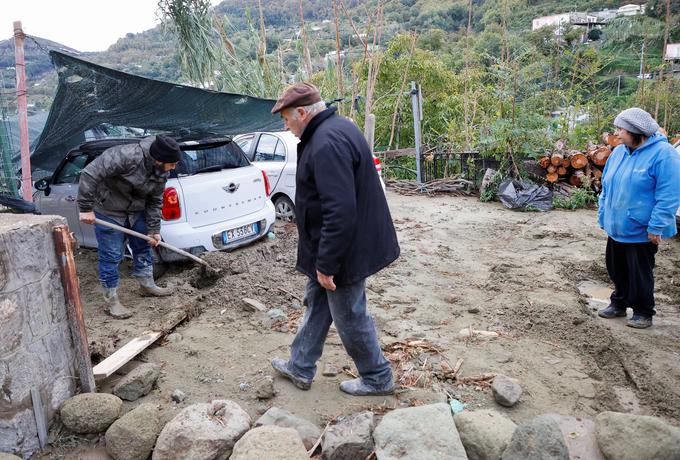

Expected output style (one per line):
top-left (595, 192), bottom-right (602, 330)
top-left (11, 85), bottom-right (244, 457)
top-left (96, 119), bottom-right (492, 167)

top-left (270, 83), bottom-right (400, 396)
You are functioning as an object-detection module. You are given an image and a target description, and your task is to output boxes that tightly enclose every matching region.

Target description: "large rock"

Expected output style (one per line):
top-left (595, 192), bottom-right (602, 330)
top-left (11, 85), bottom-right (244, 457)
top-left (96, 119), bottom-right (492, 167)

top-left (105, 403), bottom-right (162, 460)
top-left (60, 393), bottom-right (123, 434)
top-left (230, 426), bottom-right (308, 460)
top-left (595, 411), bottom-right (680, 460)
top-left (0, 454), bottom-right (23, 460)
top-left (254, 407), bottom-right (320, 450)
top-left (491, 375), bottom-right (522, 407)
top-left (322, 411), bottom-right (375, 460)
top-left (454, 409), bottom-right (516, 460)
top-left (112, 363), bottom-right (161, 401)
top-left (373, 403), bottom-right (467, 459)
top-left (502, 415), bottom-right (568, 460)
top-left (542, 413), bottom-right (604, 460)
top-left (152, 400), bottom-right (251, 460)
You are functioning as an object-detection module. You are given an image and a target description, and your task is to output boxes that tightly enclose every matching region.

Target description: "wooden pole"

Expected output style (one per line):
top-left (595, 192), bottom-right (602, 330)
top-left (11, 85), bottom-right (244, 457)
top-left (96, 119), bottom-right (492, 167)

top-left (332, 0), bottom-right (344, 109)
top-left (365, 113), bottom-right (375, 154)
top-left (13, 21), bottom-right (32, 202)
top-left (53, 225), bottom-right (96, 393)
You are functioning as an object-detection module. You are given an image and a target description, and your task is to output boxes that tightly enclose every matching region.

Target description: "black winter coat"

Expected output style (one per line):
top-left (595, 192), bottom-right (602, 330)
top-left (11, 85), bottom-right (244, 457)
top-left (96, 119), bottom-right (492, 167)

top-left (294, 107), bottom-right (400, 285)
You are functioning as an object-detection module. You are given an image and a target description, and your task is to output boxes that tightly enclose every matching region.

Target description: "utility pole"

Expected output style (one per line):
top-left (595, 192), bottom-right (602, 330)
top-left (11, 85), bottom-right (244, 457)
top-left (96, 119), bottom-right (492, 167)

top-left (638, 40), bottom-right (645, 79)
top-left (617, 74), bottom-right (621, 97)
top-left (410, 81), bottom-right (423, 184)
top-left (13, 21), bottom-right (32, 202)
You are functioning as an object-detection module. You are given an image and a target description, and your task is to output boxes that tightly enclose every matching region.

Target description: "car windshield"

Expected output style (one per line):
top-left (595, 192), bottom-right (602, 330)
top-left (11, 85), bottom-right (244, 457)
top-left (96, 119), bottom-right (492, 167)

top-left (175, 141), bottom-right (249, 176)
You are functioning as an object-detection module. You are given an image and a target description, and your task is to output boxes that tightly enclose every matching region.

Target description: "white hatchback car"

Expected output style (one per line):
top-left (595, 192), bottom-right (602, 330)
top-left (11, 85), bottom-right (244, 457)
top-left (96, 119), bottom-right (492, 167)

top-left (234, 131), bottom-right (385, 221)
top-left (34, 137), bottom-right (276, 268)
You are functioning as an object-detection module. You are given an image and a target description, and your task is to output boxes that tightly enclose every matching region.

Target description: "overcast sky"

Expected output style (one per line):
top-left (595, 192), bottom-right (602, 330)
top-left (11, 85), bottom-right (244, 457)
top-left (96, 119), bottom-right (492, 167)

top-left (4, 0), bottom-right (221, 52)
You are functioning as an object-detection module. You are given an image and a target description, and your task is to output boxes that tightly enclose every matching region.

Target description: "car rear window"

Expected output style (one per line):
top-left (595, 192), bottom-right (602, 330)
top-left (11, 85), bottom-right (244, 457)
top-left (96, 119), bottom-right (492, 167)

top-left (175, 141), bottom-right (249, 176)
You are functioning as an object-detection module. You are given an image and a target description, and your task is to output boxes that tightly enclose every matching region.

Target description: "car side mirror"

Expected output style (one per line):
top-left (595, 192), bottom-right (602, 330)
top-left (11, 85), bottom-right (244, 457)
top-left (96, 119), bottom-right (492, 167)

top-left (34, 178), bottom-right (51, 196)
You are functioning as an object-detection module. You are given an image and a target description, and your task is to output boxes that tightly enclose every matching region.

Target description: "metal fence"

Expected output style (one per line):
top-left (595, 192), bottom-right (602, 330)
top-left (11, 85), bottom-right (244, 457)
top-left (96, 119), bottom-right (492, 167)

top-left (419, 151), bottom-right (500, 185)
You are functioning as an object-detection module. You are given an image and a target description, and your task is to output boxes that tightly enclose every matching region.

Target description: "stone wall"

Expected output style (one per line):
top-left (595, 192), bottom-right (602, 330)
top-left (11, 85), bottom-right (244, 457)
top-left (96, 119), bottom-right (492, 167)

top-left (0, 215), bottom-right (77, 457)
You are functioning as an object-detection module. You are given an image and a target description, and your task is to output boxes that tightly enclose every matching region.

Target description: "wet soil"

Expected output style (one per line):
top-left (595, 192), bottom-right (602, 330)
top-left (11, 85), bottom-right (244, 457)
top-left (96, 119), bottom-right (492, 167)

top-left (48, 192), bottom-right (680, 457)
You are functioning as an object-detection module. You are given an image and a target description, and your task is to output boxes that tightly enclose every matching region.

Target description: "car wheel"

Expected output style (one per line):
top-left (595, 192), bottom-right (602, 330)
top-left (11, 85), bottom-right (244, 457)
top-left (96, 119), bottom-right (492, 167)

top-left (152, 248), bottom-right (168, 279)
top-left (274, 196), bottom-right (296, 222)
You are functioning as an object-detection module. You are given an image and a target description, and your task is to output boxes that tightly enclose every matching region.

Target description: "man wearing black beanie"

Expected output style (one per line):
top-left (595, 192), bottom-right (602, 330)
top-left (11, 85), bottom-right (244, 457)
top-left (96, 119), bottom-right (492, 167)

top-left (77, 135), bottom-right (181, 319)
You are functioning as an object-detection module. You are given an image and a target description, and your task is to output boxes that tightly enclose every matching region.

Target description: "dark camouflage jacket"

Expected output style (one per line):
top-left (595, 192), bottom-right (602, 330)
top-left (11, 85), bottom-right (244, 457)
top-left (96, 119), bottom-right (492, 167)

top-left (77, 137), bottom-right (168, 233)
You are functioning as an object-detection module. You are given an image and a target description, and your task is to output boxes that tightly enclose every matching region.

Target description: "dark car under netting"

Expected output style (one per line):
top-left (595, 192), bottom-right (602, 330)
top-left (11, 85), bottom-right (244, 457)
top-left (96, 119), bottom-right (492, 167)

top-left (30, 51), bottom-right (284, 173)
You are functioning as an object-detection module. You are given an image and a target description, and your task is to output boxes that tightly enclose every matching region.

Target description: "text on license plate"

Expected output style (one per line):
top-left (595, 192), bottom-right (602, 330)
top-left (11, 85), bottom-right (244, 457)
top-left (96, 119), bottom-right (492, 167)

top-left (222, 223), bottom-right (258, 243)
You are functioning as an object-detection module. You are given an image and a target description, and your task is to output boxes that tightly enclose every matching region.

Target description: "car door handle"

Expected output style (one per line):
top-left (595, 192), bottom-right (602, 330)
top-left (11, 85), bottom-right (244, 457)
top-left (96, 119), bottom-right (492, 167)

top-left (65, 195), bottom-right (76, 202)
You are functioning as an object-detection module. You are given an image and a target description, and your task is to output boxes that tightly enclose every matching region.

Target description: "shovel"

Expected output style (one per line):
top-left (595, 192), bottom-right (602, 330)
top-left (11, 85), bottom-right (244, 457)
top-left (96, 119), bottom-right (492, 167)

top-left (91, 218), bottom-right (222, 278)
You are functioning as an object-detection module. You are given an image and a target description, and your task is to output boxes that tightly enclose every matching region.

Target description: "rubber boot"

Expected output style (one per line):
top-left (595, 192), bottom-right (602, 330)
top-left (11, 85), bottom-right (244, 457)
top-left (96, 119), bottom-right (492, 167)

top-left (103, 288), bottom-right (132, 319)
top-left (138, 277), bottom-right (172, 297)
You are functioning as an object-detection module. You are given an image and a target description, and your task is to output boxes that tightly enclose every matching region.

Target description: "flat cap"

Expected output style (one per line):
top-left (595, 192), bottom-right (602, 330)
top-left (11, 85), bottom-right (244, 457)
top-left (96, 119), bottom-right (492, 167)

top-left (271, 82), bottom-right (321, 114)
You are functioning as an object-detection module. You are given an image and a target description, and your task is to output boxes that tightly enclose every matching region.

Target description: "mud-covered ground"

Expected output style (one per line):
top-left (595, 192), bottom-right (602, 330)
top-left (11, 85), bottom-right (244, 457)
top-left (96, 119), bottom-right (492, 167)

top-left (53, 191), bottom-right (680, 456)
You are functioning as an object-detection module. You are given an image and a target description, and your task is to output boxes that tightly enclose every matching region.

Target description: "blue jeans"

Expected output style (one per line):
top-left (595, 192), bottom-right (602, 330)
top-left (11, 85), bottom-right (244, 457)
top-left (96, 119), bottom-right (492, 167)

top-left (288, 278), bottom-right (393, 388)
top-left (94, 211), bottom-right (153, 288)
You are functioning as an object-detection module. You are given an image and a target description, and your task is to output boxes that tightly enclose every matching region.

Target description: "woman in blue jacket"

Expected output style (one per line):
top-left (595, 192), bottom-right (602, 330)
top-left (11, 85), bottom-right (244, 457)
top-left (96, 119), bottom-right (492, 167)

top-left (597, 108), bottom-right (680, 328)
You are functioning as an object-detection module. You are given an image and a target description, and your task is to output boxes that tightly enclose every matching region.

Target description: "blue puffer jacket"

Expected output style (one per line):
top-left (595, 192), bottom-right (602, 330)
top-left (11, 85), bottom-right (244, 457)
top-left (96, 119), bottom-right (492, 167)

top-left (598, 132), bottom-right (680, 243)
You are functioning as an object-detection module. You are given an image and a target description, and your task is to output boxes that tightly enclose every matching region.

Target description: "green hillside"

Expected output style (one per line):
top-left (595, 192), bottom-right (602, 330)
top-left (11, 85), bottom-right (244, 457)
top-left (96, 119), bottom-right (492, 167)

top-left (1, 0), bottom-right (677, 154)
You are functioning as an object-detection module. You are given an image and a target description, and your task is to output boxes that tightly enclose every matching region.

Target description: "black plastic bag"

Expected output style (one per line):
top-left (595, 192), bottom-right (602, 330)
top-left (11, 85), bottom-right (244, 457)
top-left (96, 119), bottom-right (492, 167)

top-left (496, 179), bottom-right (553, 212)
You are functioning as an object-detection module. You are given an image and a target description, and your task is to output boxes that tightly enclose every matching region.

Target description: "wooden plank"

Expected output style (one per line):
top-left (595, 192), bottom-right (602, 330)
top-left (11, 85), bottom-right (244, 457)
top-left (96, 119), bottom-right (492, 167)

top-left (54, 225), bottom-right (96, 392)
top-left (92, 310), bottom-right (187, 379)
top-left (93, 331), bottom-right (162, 379)
top-left (31, 387), bottom-right (48, 448)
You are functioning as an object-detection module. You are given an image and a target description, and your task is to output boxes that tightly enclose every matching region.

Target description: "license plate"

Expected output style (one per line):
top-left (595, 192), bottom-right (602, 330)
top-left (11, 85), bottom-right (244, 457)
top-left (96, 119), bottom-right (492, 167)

top-left (222, 223), bottom-right (258, 244)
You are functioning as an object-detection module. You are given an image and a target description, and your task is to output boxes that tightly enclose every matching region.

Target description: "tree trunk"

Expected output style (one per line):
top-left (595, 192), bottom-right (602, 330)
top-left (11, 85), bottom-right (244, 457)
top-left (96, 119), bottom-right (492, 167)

top-left (550, 152), bottom-right (564, 166)
top-left (570, 152), bottom-right (588, 169)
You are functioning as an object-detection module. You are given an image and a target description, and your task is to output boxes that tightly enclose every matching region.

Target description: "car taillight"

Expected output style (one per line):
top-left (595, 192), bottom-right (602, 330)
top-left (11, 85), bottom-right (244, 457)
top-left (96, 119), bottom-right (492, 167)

top-left (262, 170), bottom-right (271, 197)
top-left (373, 156), bottom-right (382, 175)
top-left (162, 187), bottom-right (181, 220)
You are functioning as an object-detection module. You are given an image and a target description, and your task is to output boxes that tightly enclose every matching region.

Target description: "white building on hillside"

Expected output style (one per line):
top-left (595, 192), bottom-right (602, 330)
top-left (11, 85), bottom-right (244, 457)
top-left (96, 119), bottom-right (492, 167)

top-left (532, 13), bottom-right (571, 33)
top-left (618, 4), bottom-right (646, 16)
top-left (532, 12), bottom-right (600, 37)
top-left (665, 43), bottom-right (680, 60)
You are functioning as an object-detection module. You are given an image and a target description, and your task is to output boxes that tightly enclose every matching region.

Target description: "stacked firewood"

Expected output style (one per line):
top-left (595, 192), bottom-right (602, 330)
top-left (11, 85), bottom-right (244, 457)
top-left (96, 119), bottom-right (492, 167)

top-left (538, 134), bottom-right (621, 192)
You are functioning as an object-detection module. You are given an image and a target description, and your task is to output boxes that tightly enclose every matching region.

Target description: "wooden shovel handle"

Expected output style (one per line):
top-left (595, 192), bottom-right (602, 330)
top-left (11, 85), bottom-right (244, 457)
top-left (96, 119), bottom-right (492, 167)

top-left (92, 218), bottom-right (210, 267)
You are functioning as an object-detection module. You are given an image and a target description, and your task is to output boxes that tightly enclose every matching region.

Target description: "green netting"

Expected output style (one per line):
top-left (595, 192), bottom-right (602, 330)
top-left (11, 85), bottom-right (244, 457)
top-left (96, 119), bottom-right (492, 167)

top-left (31, 51), bottom-right (284, 173)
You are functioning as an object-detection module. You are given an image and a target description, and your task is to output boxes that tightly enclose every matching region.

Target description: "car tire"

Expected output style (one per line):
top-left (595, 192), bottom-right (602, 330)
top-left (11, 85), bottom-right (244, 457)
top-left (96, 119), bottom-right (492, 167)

top-left (274, 195), bottom-right (296, 222)
top-left (152, 248), bottom-right (168, 279)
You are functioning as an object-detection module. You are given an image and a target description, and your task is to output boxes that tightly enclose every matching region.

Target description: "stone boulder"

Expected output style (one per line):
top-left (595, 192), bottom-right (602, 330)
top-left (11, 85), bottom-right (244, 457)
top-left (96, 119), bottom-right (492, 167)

top-left (542, 413), bottom-right (603, 460)
top-left (454, 409), bottom-right (516, 460)
top-left (373, 403), bottom-right (467, 459)
top-left (254, 407), bottom-right (320, 450)
top-left (491, 375), bottom-right (522, 407)
top-left (152, 400), bottom-right (251, 460)
top-left (0, 454), bottom-right (23, 460)
top-left (105, 403), bottom-right (162, 460)
top-left (322, 411), bottom-right (375, 460)
top-left (502, 415), bottom-right (568, 460)
top-left (60, 393), bottom-right (123, 434)
top-left (112, 363), bottom-right (160, 401)
top-left (230, 426), bottom-right (308, 460)
top-left (595, 411), bottom-right (680, 460)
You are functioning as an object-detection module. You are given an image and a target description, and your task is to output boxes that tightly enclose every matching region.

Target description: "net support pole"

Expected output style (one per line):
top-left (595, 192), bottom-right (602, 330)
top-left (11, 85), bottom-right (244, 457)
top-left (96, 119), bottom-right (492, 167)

top-left (410, 81), bottom-right (423, 185)
top-left (13, 21), bottom-right (32, 202)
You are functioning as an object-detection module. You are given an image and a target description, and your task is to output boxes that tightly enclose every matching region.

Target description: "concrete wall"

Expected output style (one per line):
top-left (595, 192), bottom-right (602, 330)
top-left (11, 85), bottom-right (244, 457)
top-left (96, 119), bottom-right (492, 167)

top-left (0, 214), bottom-right (77, 457)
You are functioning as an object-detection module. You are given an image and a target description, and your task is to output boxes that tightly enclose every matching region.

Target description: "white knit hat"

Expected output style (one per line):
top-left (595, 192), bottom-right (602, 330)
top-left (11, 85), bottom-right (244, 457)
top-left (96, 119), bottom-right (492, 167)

top-left (614, 107), bottom-right (660, 137)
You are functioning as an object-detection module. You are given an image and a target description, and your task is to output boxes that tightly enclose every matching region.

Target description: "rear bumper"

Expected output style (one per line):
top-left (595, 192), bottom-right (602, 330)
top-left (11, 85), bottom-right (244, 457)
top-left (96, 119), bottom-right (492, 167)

top-left (158, 200), bottom-right (276, 262)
